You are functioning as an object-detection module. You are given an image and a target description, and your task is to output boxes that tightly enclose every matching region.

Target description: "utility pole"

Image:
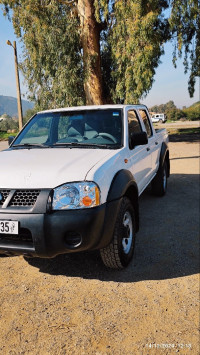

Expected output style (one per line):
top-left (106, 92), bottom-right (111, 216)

top-left (7, 40), bottom-right (23, 131)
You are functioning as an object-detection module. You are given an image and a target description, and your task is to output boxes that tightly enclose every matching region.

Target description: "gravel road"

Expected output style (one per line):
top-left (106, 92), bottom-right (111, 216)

top-left (0, 131), bottom-right (199, 354)
top-left (0, 140), bottom-right (8, 150)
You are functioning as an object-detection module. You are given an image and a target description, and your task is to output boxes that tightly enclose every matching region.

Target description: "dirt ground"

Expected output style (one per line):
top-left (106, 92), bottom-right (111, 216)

top-left (0, 129), bottom-right (199, 354)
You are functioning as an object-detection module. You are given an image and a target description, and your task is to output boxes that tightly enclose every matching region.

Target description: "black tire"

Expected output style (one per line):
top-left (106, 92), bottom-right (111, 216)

top-left (151, 160), bottom-right (168, 196)
top-left (100, 197), bottom-right (136, 269)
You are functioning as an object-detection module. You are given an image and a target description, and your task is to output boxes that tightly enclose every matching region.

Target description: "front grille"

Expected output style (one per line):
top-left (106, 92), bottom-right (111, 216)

top-left (0, 228), bottom-right (33, 243)
top-left (0, 189), bottom-right (41, 208)
top-left (0, 190), bottom-right (10, 206)
top-left (10, 190), bottom-right (40, 207)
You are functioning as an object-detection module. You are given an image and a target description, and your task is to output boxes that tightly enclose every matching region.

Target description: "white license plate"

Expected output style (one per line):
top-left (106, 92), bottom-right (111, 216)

top-left (0, 220), bottom-right (19, 235)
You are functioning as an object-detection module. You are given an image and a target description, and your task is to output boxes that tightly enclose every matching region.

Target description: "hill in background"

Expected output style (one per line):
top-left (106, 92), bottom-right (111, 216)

top-left (189, 101), bottom-right (200, 109)
top-left (0, 95), bottom-right (34, 117)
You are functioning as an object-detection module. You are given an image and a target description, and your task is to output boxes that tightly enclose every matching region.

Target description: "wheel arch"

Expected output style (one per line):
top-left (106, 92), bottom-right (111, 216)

top-left (107, 169), bottom-right (139, 232)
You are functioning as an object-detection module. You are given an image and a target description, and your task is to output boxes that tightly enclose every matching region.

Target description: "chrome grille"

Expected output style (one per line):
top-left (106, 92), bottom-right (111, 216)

top-left (10, 190), bottom-right (40, 206)
top-left (0, 190), bottom-right (10, 206)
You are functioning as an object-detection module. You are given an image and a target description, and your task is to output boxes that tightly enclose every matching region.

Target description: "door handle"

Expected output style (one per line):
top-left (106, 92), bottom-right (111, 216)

top-left (146, 147), bottom-right (150, 152)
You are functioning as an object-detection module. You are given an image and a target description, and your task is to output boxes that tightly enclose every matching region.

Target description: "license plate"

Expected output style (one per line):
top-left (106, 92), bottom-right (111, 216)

top-left (0, 220), bottom-right (19, 235)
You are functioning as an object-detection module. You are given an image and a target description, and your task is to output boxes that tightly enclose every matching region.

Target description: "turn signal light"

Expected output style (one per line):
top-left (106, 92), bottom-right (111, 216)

top-left (82, 196), bottom-right (92, 206)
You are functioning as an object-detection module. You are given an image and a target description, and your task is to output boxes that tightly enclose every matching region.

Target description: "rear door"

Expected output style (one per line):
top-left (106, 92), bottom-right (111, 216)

top-left (138, 109), bottom-right (160, 178)
top-left (127, 109), bottom-right (152, 194)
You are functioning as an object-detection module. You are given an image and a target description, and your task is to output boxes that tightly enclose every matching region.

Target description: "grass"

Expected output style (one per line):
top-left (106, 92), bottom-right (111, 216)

top-left (0, 131), bottom-right (18, 141)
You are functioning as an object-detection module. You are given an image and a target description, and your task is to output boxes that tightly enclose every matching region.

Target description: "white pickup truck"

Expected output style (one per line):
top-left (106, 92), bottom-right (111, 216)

top-left (151, 113), bottom-right (167, 123)
top-left (0, 105), bottom-right (170, 269)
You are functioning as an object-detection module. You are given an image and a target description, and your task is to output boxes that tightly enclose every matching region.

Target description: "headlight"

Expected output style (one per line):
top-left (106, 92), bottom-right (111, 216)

top-left (52, 182), bottom-right (100, 210)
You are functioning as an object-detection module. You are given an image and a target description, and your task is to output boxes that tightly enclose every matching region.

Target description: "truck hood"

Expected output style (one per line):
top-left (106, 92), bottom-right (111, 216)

top-left (0, 148), bottom-right (114, 189)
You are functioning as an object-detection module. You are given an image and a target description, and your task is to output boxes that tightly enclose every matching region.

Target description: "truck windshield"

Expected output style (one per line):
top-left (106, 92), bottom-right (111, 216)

top-left (12, 109), bottom-right (123, 149)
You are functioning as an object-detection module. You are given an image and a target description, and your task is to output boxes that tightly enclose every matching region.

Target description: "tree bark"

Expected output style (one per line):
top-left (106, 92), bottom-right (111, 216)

top-left (77, 0), bottom-right (104, 105)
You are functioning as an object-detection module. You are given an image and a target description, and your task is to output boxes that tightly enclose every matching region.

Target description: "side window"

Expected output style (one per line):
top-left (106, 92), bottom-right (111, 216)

top-left (128, 110), bottom-right (142, 135)
top-left (139, 110), bottom-right (152, 138)
top-left (128, 110), bottom-right (142, 149)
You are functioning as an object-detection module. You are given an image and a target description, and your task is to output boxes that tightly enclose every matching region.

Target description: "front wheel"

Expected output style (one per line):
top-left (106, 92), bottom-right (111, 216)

top-left (100, 197), bottom-right (136, 269)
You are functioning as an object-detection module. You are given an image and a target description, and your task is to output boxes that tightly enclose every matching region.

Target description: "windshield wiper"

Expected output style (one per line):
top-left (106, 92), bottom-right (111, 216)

top-left (52, 142), bottom-right (115, 149)
top-left (12, 143), bottom-right (49, 149)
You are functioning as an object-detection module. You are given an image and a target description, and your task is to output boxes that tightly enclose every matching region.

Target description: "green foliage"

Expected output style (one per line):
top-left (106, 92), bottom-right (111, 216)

top-left (2, 0), bottom-right (84, 110)
top-left (169, 0), bottom-right (200, 97)
top-left (182, 102), bottom-right (200, 121)
top-left (150, 100), bottom-right (176, 113)
top-left (165, 107), bottom-right (185, 121)
top-left (189, 101), bottom-right (200, 109)
top-left (0, 131), bottom-right (18, 140)
top-left (0, 0), bottom-right (199, 107)
top-left (150, 100), bottom-right (200, 121)
top-left (0, 118), bottom-right (18, 131)
top-left (23, 107), bottom-right (38, 124)
top-left (108, 0), bottom-right (169, 103)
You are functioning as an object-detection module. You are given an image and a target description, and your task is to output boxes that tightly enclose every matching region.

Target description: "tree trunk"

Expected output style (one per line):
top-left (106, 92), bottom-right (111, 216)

top-left (77, 0), bottom-right (104, 105)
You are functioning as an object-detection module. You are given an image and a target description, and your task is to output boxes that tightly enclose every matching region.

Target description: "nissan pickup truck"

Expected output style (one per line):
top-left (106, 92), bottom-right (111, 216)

top-left (0, 105), bottom-right (170, 269)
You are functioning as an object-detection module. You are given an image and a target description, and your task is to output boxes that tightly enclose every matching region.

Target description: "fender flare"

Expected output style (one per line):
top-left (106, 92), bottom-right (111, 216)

top-left (107, 169), bottom-right (138, 202)
top-left (106, 169), bottom-right (139, 232)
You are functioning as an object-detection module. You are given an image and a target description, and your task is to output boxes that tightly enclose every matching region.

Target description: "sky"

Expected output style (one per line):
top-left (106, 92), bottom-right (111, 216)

top-left (0, 8), bottom-right (199, 109)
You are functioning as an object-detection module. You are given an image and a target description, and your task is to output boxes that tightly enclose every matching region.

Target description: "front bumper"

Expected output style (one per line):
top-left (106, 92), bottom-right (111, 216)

top-left (0, 199), bottom-right (121, 257)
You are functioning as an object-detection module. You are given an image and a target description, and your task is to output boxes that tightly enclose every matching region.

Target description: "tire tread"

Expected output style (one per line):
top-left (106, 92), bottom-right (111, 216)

top-left (100, 197), bottom-right (135, 269)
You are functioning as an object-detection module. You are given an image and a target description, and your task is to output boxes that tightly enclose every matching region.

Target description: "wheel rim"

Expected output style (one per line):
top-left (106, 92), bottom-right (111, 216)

top-left (122, 211), bottom-right (133, 254)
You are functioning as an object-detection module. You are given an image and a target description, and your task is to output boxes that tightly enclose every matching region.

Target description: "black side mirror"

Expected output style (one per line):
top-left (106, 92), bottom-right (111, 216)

top-left (130, 132), bottom-right (148, 149)
top-left (8, 136), bottom-right (15, 146)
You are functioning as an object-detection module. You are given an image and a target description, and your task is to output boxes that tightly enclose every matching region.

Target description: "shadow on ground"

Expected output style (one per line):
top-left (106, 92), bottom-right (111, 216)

top-left (24, 173), bottom-right (199, 283)
top-left (169, 129), bottom-right (200, 143)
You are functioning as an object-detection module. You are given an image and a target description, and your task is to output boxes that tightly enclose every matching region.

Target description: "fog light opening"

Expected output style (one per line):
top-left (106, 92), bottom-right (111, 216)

top-left (65, 232), bottom-right (82, 248)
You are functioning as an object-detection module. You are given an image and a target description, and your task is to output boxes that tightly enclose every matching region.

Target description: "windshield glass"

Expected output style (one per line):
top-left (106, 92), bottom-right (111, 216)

top-left (13, 109), bottom-right (123, 148)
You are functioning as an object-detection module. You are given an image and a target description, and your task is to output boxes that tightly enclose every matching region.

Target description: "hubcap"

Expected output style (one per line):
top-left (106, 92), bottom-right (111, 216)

top-left (122, 211), bottom-right (133, 254)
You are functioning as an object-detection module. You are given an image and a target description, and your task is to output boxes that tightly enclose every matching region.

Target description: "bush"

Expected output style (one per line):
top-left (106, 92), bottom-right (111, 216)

top-left (0, 118), bottom-right (18, 132)
top-left (182, 104), bottom-right (200, 121)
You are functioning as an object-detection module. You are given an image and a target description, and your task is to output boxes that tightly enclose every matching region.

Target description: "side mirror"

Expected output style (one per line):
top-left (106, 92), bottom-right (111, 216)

top-left (8, 136), bottom-right (15, 146)
top-left (130, 132), bottom-right (148, 149)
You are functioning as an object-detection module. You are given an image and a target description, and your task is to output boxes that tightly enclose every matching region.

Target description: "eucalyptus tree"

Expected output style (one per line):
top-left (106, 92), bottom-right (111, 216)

top-left (1, 0), bottom-right (199, 108)
top-left (169, 0), bottom-right (199, 97)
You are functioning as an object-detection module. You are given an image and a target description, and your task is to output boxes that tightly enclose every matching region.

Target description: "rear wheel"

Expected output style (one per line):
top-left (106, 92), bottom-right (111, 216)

top-left (151, 160), bottom-right (168, 196)
top-left (100, 197), bottom-right (136, 269)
